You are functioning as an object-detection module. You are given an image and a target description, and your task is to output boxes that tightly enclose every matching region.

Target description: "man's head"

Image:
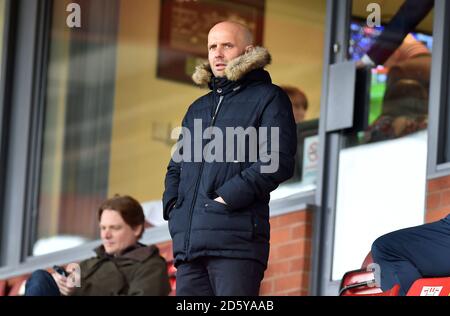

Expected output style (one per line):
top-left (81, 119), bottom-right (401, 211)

top-left (208, 21), bottom-right (254, 77)
top-left (98, 195), bottom-right (145, 256)
top-left (384, 34), bottom-right (431, 68)
top-left (282, 86), bottom-right (309, 124)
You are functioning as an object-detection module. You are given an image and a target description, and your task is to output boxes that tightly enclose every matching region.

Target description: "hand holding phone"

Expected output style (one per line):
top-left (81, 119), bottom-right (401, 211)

top-left (53, 265), bottom-right (68, 277)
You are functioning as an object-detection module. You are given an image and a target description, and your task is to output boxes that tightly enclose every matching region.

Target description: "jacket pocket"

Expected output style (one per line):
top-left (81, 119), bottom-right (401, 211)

top-left (168, 195), bottom-right (184, 220)
top-left (202, 198), bottom-right (253, 233)
top-left (249, 209), bottom-right (269, 241)
top-left (168, 196), bottom-right (185, 238)
top-left (203, 197), bottom-right (230, 215)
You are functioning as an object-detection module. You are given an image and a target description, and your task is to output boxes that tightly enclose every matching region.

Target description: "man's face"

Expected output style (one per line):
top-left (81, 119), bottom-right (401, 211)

top-left (208, 24), bottom-right (251, 77)
top-left (290, 95), bottom-right (307, 124)
top-left (99, 209), bottom-right (141, 256)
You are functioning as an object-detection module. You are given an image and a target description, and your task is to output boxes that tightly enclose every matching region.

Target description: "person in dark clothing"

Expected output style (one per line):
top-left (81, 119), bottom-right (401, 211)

top-left (371, 214), bottom-right (450, 296)
top-left (25, 195), bottom-right (171, 296)
top-left (162, 21), bottom-right (297, 296)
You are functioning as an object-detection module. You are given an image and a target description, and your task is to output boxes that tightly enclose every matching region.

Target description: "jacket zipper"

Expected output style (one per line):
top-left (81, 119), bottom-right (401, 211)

top-left (184, 94), bottom-right (224, 257)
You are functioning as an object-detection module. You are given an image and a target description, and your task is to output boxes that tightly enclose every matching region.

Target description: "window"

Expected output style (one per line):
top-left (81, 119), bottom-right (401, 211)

top-left (265, 0), bottom-right (325, 200)
top-left (32, 0), bottom-right (120, 256)
top-left (331, 0), bottom-right (434, 280)
top-left (437, 9), bottom-right (450, 165)
top-left (31, 0), bottom-right (326, 256)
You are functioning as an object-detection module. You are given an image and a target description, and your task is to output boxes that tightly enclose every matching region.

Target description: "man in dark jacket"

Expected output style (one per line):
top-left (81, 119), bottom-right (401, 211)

top-left (25, 195), bottom-right (171, 296)
top-left (162, 21), bottom-right (297, 296)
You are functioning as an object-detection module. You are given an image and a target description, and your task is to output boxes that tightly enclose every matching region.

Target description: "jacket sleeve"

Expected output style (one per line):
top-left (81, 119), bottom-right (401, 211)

top-left (162, 159), bottom-right (180, 220)
top-left (126, 256), bottom-right (171, 296)
top-left (162, 113), bottom-right (188, 220)
top-left (367, 0), bottom-right (434, 65)
top-left (215, 88), bottom-right (297, 210)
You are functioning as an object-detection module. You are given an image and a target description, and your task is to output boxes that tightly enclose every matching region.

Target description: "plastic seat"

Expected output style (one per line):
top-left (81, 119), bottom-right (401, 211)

top-left (0, 275), bottom-right (30, 296)
top-left (340, 251), bottom-right (450, 296)
top-left (339, 251), bottom-right (386, 296)
top-left (406, 277), bottom-right (450, 296)
top-left (0, 280), bottom-right (6, 296)
top-left (167, 260), bottom-right (177, 296)
top-left (344, 284), bottom-right (400, 296)
top-left (339, 267), bottom-right (383, 296)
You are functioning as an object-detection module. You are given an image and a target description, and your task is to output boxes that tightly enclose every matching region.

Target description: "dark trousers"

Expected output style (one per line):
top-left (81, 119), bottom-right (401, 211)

top-left (371, 214), bottom-right (450, 296)
top-left (176, 257), bottom-right (266, 296)
top-left (25, 270), bottom-right (61, 296)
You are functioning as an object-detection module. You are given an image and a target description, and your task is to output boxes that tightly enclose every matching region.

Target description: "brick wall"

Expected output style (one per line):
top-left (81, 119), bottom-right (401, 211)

top-left (157, 208), bottom-right (314, 296)
top-left (260, 209), bottom-right (313, 296)
top-left (426, 175), bottom-right (450, 223)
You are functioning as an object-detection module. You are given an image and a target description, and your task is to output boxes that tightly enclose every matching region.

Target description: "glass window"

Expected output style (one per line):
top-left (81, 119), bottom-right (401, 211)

top-left (438, 18), bottom-right (450, 164)
top-left (32, 0), bottom-right (326, 256)
top-left (265, 0), bottom-right (325, 200)
top-left (331, 0), bottom-right (433, 280)
top-left (349, 1), bottom-right (433, 145)
top-left (33, 0), bottom-right (120, 256)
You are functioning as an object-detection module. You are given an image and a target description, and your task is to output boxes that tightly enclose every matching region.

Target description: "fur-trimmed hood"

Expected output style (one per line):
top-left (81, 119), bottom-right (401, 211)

top-left (192, 46), bottom-right (271, 86)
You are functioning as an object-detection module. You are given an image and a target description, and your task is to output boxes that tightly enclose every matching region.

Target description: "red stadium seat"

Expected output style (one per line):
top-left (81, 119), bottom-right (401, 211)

top-left (167, 260), bottom-right (177, 296)
top-left (340, 251), bottom-right (450, 296)
top-left (339, 251), bottom-right (385, 296)
top-left (0, 280), bottom-right (6, 296)
top-left (339, 267), bottom-right (383, 296)
top-left (406, 277), bottom-right (450, 296)
top-left (0, 275), bottom-right (29, 296)
top-left (344, 284), bottom-right (400, 296)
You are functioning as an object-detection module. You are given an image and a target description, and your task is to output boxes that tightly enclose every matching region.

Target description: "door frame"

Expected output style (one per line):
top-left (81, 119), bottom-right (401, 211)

top-left (311, 0), bottom-right (448, 296)
top-left (310, 0), bottom-right (351, 296)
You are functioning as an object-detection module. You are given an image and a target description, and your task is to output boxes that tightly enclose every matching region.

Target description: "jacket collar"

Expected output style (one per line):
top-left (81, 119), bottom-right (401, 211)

top-left (192, 46), bottom-right (272, 86)
top-left (95, 243), bottom-right (158, 262)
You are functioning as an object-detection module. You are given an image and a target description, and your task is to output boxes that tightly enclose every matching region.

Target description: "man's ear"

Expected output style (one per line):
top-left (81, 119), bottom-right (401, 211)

top-left (133, 224), bottom-right (144, 238)
top-left (245, 45), bottom-right (254, 54)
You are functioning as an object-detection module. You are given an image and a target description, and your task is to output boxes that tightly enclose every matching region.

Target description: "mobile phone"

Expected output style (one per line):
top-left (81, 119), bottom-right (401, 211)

top-left (53, 265), bottom-right (68, 277)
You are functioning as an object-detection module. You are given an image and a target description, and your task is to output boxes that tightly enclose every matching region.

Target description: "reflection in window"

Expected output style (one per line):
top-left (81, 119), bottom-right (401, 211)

top-left (349, 19), bottom-right (432, 146)
top-left (281, 87), bottom-right (319, 191)
top-left (332, 0), bottom-right (433, 280)
top-left (269, 0), bottom-right (325, 199)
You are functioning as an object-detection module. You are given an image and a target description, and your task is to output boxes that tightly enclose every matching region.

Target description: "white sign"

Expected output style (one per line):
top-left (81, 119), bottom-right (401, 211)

top-left (302, 135), bottom-right (319, 185)
top-left (420, 286), bottom-right (443, 296)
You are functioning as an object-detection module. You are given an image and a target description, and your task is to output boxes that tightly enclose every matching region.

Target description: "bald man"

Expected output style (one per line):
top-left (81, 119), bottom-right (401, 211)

top-left (163, 21), bottom-right (297, 296)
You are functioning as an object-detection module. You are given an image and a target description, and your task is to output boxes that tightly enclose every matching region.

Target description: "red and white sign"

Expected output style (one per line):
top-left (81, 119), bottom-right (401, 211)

top-left (419, 286), bottom-right (443, 296)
